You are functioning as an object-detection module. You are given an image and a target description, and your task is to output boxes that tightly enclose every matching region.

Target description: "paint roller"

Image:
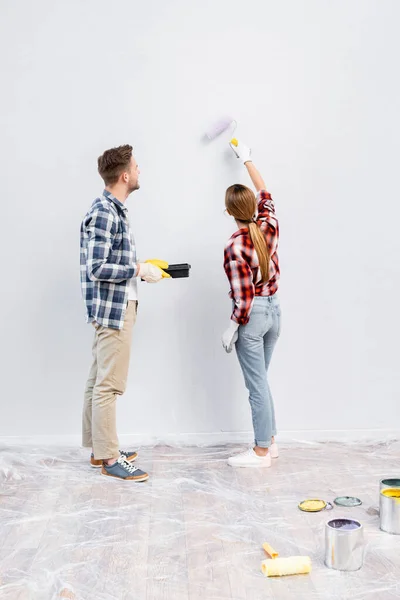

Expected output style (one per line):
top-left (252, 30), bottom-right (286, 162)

top-left (261, 556), bottom-right (312, 577)
top-left (205, 117), bottom-right (237, 143)
top-left (261, 543), bottom-right (311, 577)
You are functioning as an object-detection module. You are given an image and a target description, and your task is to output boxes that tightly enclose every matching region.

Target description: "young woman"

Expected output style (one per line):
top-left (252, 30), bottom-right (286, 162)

top-left (222, 140), bottom-right (281, 468)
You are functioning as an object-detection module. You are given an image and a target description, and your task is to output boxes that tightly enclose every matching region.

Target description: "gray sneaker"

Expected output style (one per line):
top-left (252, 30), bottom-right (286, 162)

top-left (90, 449), bottom-right (138, 468)
top-left (101, 455), bottom-right (149, 482)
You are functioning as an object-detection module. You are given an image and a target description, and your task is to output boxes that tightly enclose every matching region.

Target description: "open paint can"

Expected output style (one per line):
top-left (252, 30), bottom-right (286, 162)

top-left (380, 488), bottom-right (400, 535)
top-left (380, 478), bottom-right (400, 491)
top-left (334, 496), bottom-right (362, 507)
top-left (299, 499), bottom-right (327, 512)
top-left (325, 518), bottom-right (364, 571)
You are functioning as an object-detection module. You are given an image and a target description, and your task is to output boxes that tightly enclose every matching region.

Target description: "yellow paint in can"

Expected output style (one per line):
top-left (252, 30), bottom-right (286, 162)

top-left (382, 488), bottom-right (400, 504)
top-left (298, 499), bottom-right (327, 512)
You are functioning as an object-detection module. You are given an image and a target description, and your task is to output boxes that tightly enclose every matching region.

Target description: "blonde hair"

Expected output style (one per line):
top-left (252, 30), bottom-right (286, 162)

top-left (225, 184), bottom-right (270, 283)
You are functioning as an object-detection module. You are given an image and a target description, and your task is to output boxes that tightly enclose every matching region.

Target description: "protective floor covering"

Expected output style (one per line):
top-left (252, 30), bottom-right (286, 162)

top-left (0, 441), bottom-right (399, 600)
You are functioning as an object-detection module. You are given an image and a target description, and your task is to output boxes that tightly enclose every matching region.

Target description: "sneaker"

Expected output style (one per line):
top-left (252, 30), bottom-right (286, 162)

top-left (228, 448), bottom-right (272, 468)
top-left (270, 443), bottom-right (279, 459)
top-left (101, 455), bottom-right (149, 481)
top-left (90, 449), bottom-right (138, 468)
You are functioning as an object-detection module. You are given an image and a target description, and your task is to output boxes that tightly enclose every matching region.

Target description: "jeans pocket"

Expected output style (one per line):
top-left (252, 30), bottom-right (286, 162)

top-left (241, 309), bottom-right (269, 340)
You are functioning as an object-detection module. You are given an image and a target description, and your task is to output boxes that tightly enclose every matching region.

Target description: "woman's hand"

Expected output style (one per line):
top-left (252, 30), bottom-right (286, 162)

top-left (222, 321), bottom-right (240, 353)
top-left (229, 139), bottom-right (252, 164)
top-left (230, 139), bottom-right (266, 192)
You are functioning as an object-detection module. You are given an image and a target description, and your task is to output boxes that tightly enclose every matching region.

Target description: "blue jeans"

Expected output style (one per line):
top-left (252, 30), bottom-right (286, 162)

top-left (235, 295), bottom-right (281, 448)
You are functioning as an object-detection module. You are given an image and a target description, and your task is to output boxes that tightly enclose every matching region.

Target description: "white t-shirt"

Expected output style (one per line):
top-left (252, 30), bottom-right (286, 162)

top-left (128, 275), bottom-right (138, 301)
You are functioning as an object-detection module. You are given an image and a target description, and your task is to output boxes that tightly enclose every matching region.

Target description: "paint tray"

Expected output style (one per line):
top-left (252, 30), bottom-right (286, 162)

top-left (165, 263), bottom-right (191, 278)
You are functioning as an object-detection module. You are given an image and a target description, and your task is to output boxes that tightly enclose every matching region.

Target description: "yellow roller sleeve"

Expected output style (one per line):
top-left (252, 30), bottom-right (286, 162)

top-left (261, 556), bottom-right (312, 577)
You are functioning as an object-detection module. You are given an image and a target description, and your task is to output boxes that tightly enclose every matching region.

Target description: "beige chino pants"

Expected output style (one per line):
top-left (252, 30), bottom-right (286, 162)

top-left (82, 301), bottom-right (137, 459)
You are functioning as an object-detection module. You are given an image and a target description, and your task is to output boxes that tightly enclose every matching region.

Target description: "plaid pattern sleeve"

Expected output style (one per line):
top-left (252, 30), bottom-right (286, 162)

top-left (224, 245), bottom-right (255, 326)
top-left (86, 205), bottom-right (137, 282)
top-left (256, 189), bottom-right (279, 249)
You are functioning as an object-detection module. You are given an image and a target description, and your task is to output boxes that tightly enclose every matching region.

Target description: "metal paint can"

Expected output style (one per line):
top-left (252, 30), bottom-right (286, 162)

top-left (380, 488), bottom-right (400, 535)
top-left (380, 478), bottom-right (400, 491)
top-left (298, 499), bottom-right (327, 512)
top-left (325, 518), bottom-right (364, 571)
top-left (334, 496), bottom-right (362, 507)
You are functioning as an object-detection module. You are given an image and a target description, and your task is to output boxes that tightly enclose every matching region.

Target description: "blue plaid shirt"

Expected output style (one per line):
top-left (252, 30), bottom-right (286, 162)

top-left (80, 190), bottom-right (138, 329)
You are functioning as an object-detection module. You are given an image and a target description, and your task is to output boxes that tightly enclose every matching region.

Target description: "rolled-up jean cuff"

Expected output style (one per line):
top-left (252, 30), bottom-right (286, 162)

top-left (255, 440), bottom-right (270, 449)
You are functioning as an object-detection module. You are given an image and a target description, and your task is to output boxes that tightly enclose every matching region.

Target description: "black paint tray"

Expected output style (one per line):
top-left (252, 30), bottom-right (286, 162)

top-left (165, 263), bottom-right (191, 278)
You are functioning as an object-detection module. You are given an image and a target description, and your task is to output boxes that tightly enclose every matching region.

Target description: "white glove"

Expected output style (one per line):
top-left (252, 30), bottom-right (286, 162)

top-left (138, 262), bottom-right (163, 283)
top-left (229, 139), bottom-right (252, 164)
top-left (222, 321), bottom-right (240, 353)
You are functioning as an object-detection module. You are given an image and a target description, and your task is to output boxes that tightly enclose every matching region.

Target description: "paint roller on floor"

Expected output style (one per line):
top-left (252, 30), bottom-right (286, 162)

top-left (261, 542), bottom-right (311, 577)
top-left (261, 556), bottom-right (312, 577)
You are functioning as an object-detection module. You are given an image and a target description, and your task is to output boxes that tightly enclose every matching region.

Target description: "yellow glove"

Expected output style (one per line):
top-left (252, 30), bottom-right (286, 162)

top-left (145, 259), bottom-right (171, 278)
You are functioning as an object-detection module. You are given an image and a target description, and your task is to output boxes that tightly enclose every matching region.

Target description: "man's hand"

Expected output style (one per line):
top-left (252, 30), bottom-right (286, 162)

top-left (138, 262), bottom-right (167, 283)
top-left (145, 259), bottom-right (171, 278)
top-left (222, 321), bottom-right (240, 353)
top-left (229, 139), bottom-right (252, 164)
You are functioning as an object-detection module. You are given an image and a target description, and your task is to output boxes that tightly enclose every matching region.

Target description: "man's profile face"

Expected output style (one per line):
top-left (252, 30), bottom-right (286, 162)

top-left (126, 156), bottom-right (140, 193)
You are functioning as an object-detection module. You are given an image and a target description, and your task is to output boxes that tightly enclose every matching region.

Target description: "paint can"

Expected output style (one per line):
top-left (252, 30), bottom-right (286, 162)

top-left (334, 496), bottom-right (362, 507)
top-left (298, 499), bottom-right (327, 512)
top-left (380, 488), bottom-right (400, 535)
top-left (325, 518), bottom-right (364, 571)
top-left (380, 478), bottom-right (400, 491)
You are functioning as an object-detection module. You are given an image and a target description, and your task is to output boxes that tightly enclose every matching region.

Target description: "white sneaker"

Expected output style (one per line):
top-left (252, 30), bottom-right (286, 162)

top-left (270, 443), bottom-right (279, 459)
top-left (228, 448), bottom-right (272, 468)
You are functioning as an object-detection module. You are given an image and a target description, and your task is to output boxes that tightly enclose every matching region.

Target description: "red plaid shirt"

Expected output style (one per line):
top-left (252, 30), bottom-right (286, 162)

top-left (224, 190), bottom-right (280, 325)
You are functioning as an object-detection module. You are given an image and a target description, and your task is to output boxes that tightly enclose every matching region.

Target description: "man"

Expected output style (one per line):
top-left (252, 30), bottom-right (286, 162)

top-left (80, 144), bottom-right (168, 481)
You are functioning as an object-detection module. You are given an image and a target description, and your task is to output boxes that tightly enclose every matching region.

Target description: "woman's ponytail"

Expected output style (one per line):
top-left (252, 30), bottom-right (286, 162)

top-left (248, 222), bottom-right (270, 283)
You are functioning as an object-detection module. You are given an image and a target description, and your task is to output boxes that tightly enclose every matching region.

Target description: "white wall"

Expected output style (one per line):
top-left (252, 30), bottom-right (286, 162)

top-left (1, 0), bottom-right (400, 440)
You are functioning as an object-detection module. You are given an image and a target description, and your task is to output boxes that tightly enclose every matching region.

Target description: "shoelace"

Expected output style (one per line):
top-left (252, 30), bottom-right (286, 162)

top-left (120, 449), bottom-right (136, 459)
top-left (117, 455), bottom-right (139, 474)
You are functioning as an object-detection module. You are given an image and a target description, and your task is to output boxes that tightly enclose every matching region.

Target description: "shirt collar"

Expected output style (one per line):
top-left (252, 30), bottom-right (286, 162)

top-left (103, 189), bottom-right (128, 212)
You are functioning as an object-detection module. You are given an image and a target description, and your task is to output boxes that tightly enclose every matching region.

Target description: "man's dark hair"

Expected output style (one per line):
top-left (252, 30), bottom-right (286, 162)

top-left (97, 144), bottom-right (133, 186)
